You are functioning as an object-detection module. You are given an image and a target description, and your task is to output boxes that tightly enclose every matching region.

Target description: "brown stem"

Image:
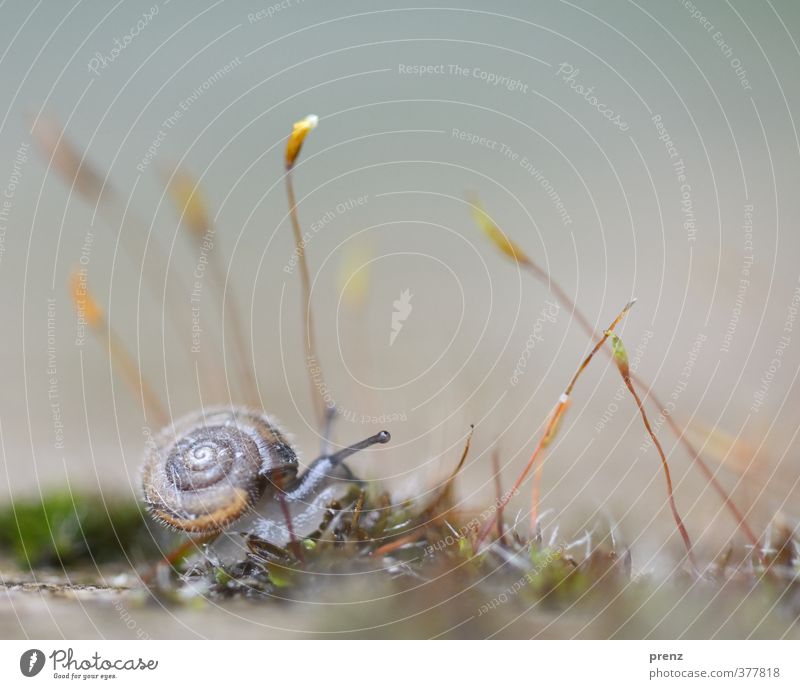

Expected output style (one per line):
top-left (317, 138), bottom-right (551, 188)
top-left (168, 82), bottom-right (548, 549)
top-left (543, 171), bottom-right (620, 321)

top-left (475, 303), bottom-right (631, 549)
top-left (285, 170), bottom-right (325, 427)
top-left (621, 374), bottom-right (698, 573)
top-left (531, 398), bottom-right (571, 530)
top-left (475, 400), bottom-right (565, 548)
top-left (373, 428), bottom-right (473, 556)
top-left (564, 299), bottom-right (635, 397)
top-left (425, 426), bottom-right (474, 519)
top-left (520, 259), bottom-right (760, 554)
top-left (275, 472), bottom-right (304, 563)
top-left (530, 451), bottom-right (546, 531)
top-left (491, 449), bottom-right (507, 545)
top-left (648, 388), bottom-right (760, 553)
top-left (205, 247), bottom-right (259, 405)
top-left (102, 322), bottom-right (168, 428)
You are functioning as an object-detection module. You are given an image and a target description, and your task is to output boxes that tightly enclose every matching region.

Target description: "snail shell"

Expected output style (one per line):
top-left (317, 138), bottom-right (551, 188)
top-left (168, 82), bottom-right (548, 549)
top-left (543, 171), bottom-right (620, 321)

top-left (142, 407), bottom-right (298, 534)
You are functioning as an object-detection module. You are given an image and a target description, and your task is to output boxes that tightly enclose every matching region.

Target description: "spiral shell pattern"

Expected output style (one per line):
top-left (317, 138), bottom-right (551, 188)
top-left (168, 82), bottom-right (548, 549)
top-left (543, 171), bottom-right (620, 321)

top-left (142, 407), bottom-right (298, 533)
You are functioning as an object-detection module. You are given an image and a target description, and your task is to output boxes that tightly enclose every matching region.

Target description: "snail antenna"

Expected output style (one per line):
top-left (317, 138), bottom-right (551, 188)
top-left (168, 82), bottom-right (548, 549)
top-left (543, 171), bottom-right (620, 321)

top-left (328, 431), bottom-right (390, 466)
top-left (286, 429), bottom-right (390, 501)
top-left (319, 405), bottom-right (338, 456)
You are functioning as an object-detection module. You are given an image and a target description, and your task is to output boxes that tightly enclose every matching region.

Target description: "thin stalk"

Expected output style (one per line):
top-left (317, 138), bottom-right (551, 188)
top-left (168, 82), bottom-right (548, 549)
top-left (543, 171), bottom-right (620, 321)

top-left (104, 326), bottom-right (168, 428)
top-left (615, 361), bottom-right (697, 572)
top-left (351, 489), bottom-right (367, 533)
top-left (204, 247), bottom-right (259, 405)
top-left (274, 472), bottom-right (304, 563)
top-left (530, 398), bottom-right (570, 529)
top-left (372, 426), bottom-right (473, 557)
top-left (32, 118), bottom-right (220, 407)
top-left (165, 166), bottom-right (254, 404)
top-left (471, 195), bottom-right (758, 552)
top-left (71, 272), bottom-right (168, 427)
top-left (427, 425), bottom-right (474, 517)
top-left (286, 170), bottom-right (326, 426)
top-left (474, 301), bottom-right (634, 549)
top-left (514, 256), bottom-right (760, 554)
top-left (99, 197), bottom-right (194, 335)
top-left (476, 401), bottom-right (566, 549)
top-left (491, 448), bottom-right (507, 545)
top-left (655, 398), bottom-right (760, 553)
top-left (530, 451), bottom-right (546, 531)
top-left (32, 116), bottom-right (193, 337)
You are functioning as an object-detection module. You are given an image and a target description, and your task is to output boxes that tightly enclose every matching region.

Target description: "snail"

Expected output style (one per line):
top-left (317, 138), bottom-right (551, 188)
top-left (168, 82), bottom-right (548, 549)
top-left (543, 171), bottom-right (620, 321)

top-left (142, 406), bottom-right (389, 544)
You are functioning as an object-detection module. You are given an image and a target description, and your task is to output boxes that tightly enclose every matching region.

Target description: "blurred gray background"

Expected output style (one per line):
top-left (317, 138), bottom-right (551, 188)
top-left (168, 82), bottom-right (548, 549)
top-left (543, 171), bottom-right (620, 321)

top-left (1, 0), bottom-right (800, 568)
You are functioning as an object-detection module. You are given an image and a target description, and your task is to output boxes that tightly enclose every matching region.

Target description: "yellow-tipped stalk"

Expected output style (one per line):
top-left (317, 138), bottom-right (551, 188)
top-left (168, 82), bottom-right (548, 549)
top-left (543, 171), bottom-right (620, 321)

top-left (165, 167), bottom-right (211, 239)
top-left (165, 166), bottom-right (258, 405)
top-left (69, 270), bottom-right (167, 428)
top-left (33, 115), bottom-right (197, 374)
top-left (467, 195), bottom-right (530, 265)
top-left (608, 332), bottom-right (697, 572)
top-left (285, 114), bottom-right (318, 170)
top-left (284, 115), bottom-right (327, 426)
top-left (470, 195), bottom-right (760, 555)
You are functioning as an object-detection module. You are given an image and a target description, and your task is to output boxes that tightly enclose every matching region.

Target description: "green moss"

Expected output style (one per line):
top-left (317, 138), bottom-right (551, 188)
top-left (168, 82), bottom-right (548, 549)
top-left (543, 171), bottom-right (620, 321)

top-left (0, 492), bottom-right (156, 567)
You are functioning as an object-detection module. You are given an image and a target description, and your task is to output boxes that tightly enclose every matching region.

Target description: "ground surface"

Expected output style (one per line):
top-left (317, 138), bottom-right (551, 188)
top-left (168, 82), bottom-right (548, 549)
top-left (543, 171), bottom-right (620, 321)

top-left (2, 561), bottom-right (799, 639)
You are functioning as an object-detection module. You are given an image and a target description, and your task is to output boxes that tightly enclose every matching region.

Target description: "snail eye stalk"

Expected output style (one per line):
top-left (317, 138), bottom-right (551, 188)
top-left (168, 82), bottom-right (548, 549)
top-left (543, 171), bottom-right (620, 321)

top-left (327, 431), bottom-right (391, 466)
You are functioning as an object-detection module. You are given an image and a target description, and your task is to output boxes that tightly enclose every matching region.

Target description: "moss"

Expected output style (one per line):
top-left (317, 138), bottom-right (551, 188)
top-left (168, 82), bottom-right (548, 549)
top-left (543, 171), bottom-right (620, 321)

top-left (0, 492), bottom-right (156, 567)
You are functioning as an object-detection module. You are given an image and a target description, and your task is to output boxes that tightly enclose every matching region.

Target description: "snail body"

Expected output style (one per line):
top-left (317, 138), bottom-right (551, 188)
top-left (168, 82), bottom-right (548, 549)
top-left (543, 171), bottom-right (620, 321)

top-left (142, 405), bottom-right (389, 541)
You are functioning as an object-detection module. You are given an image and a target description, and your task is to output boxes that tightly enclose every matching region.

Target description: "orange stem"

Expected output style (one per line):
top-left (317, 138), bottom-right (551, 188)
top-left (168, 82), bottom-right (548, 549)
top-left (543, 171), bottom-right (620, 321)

top-left (519, 259), bottom-right (760, 555)
top-left (622, 374), bottom-right (697, 572)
